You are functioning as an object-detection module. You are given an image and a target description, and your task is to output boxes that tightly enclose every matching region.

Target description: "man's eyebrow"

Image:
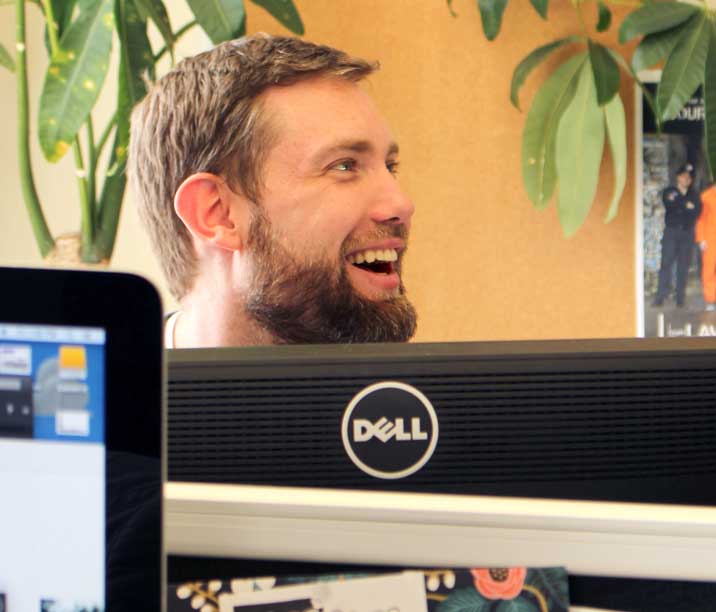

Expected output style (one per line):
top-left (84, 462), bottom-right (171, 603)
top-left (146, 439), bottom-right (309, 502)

top-left (310, 139), bottom-right (400, 162)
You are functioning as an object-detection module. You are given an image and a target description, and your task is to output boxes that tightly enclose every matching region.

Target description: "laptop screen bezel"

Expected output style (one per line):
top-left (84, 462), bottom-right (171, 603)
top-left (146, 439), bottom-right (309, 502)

top-left (0, 266), bottom-right (163, 612)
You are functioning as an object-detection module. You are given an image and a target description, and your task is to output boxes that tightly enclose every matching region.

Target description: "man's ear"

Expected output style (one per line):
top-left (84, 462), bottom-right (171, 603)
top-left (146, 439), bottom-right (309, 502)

top-left (174, 173), bottom-right (247, 251)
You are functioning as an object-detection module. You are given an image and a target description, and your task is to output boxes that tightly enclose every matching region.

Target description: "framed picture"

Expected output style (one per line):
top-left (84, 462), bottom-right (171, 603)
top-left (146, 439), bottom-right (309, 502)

top-left (636, 71), bottom-right (714, 337)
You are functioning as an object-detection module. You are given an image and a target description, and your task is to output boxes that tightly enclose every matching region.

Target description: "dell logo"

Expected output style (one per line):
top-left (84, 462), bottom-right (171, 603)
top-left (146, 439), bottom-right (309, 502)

top-left (353, 417), bottom-right (428, 443)
top-left (341, 381), bottom-right (439, 480)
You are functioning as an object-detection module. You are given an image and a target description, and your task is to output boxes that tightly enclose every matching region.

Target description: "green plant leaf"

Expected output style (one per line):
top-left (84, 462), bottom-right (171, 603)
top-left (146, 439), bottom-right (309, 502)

top-left (510, 36), bottom-right (579, 110)
top-left (0, 41), bottom-right (15, 72)
top-left (447, 0), bottom-right (458, 17)
top-left (38, 0), bottom-right (114, 162)
top-left (95, 0), bottom-right (153, 259)
top-left (657, 13), bottom-right (709, 121)
top-left (249, 0), bottom-right (304, 35)
top-left (619, 2), bottom-right (699, 44)
top-left (186, 0), bottom-right (245, 44)
top-left (528, 569), bottom-right (569, 607)
top-left (494, 597), bottom-right (539, 612)
top-left (436, 587), bottom-right (491, 612)
top-left (53, 0), bottom-right (77, 33)
top-left (608, 47), bottom-right (660, 130)
top-left (477, 0), bottom-right (508, 41)
top-left (631, 18), bottom-right (692, 73)
top-left (705, 26), bottom-right (716, 181)
top-left (44, 0), bottom-right (78, 55)
top-left (522, 53), bottom-right (585, 210)
top-left (529, 0), bottom-right (547, 19)
top-left (132, 0), bottom-right (174, 61)
top-left (603, 93), bottom-right (627, 223)
top-left (555, 61), bottom-right (605, 237)
top-left (596, 0), bottom-right (611, 33)
top-left (588, 40), bottom-right (620, 106)
top-left (78, 0), bottom-right (101, 11)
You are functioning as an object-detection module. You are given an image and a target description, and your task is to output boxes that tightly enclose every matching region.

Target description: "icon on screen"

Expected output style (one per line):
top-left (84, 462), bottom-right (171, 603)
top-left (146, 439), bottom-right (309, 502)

top-left (34, 346), bottom-right (91, 437)
top-left (0, 375), bottom-right (33, 438)
top-left (58, 346), bottom-right (87, 380)
top-left (0, 343), bottom-right (31, 376)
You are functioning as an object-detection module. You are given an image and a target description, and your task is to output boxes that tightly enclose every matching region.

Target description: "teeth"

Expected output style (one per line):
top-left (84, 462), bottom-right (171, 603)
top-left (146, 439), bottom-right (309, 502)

top-left (347, 248), bottom-right (398, 265)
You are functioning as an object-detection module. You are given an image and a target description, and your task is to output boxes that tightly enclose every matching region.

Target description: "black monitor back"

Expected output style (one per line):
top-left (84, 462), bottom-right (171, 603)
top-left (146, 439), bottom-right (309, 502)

top-left (167, 338), bottom-right (716, 505)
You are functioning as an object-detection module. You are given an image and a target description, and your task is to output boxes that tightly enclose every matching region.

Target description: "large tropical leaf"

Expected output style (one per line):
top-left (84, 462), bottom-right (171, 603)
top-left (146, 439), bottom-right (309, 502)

top-left (436, 588), bottom-right (491, 612)
top-left (631, 18), bottom-right (692, 74)
top-left (705, 26), bottom-right (716, 181)
top-left (185, 0), bottom-right (246, 44)
top-left (619, 2), bottom-right (700, 44)
top-left (0, 41), bottom-right (15, 72)
top-left (510, 36), bottom-right (579, 110)
top-left (596, 1), bottom-right (611, 33)
top-left (522, 53), bottom-right (585, 210)
top-left (477, 0), bottom-right (508, 41)
top-left (38, 0), bottom-right (114, 162)
top-left (657, 13), bottom-right (710, 121)
top-left (95, 0), bottom-right (153, 258)
top-left (603, 93), bottom-right (627, 223)
top-left (132, 0), bottom-right (174, 61)
top-left (555, 61), bottom-right (605, 237)
top-left (249, 0), bottom-right (304, 35)
top-left (588, 40), bottom-right (620, 106)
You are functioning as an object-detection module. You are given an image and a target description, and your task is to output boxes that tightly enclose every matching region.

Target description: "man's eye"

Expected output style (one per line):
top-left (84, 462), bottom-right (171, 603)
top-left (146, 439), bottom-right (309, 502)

top-left (333, 159), bottom-right (357, 172)
top-left (387, 160), bottom-right (400, 176)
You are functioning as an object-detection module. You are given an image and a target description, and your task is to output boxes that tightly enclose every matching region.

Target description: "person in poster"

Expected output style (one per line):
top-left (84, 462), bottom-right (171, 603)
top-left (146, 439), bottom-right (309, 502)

top-left (696, 183), bottom-right (716, 311)
top-left (640, 78), bottom-right (712, 337)
top-left (652, 163), bottom-right (701, 309)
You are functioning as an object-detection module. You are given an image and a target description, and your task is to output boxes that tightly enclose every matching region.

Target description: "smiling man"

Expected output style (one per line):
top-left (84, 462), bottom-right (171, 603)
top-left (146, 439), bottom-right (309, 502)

top-left (129, 35), bottom-right (417, 348)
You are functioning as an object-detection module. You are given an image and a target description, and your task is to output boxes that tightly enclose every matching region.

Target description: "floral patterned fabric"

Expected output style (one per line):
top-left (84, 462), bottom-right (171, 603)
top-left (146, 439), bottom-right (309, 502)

top-left (168, 567), bottom-right (569, 611)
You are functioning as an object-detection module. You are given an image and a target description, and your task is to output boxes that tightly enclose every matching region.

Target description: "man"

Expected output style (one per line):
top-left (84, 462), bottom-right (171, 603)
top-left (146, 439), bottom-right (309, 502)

top-left (696, 182), bottom-right (716, 311)
top-left (652, 163), bottom-right (702, 308)
top-left (128, 35), bottom-right (417, 348)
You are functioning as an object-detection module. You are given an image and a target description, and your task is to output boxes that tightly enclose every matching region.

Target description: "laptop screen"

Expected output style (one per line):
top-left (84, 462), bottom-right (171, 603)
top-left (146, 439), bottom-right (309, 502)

top-left (0, 322), bottom-right (106, 611)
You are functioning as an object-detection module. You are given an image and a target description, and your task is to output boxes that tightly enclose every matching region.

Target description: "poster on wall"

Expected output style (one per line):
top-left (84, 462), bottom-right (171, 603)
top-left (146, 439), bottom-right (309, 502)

top-left (637, 71), bottom-right (716, 337)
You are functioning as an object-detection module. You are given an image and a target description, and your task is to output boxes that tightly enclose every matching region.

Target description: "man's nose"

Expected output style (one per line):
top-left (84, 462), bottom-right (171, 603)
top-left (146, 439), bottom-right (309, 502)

top-left (369, 171), bottom-right (415, 226)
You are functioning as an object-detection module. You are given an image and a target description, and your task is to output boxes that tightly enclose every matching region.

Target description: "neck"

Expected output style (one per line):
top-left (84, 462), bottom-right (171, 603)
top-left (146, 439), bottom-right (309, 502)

top-left (174, 298), bottom-right (276, 348)
top-left (173, 255), bottom-right (276, 348)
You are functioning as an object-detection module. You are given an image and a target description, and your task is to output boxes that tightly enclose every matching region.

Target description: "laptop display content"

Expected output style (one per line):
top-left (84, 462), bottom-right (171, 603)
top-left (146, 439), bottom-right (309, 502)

top-left (0, 322), bottom-right (106, 610)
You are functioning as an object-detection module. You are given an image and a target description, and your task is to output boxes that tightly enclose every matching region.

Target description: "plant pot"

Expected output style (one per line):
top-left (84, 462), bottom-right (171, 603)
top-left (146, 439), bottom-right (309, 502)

top-left (43, 233), bottom-right (108, 268)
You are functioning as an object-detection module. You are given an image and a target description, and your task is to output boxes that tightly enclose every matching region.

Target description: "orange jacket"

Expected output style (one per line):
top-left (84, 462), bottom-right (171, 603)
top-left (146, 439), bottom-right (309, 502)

top-left (696, 186), bottom-right (716, 244)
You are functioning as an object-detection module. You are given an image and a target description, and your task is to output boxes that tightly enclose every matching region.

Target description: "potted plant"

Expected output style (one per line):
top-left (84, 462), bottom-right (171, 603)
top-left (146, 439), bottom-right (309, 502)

top-left (1, 0), bottom-right (304, 264)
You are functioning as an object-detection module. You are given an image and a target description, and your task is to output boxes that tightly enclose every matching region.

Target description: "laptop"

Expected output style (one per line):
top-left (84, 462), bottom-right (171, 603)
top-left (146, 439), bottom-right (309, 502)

top-left (0, 267), bottom-right (163, 611)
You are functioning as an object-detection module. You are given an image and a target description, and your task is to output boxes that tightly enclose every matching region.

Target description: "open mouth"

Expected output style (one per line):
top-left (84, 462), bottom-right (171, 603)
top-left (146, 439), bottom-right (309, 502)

top-left (346, 248), bottom-right (398, 275)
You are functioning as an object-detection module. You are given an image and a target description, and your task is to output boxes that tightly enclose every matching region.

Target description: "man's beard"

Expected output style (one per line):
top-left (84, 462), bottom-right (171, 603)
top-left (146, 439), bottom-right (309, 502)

top-left (244, 211), bottom-right (417, 344)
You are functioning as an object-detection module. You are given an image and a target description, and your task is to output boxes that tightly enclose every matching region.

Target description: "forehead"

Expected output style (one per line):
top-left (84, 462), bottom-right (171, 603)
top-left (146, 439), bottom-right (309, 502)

top-left (260, 77), bottom-right (395, 159)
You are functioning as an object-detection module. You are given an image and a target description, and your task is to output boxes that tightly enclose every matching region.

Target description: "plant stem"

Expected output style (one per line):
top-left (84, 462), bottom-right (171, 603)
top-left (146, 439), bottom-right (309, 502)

top-left (604, 0), bottom-right (642, 7)
top-left (16, 0), bottom-right (54, 256)
top-left (42, 0), bottom-right (95, 258)
top-left (96, 112), bottom-right (117, 161)
top-left (40, 0), bottom-right (57, 50)
top-left (574, 0), bottom-right (589, 37)
top-left (154, 19), bottom-right (198, 63)
top-left (73, 135), bottom-right (94, 252)
top-left (87, 116), bottom-right (96, 212)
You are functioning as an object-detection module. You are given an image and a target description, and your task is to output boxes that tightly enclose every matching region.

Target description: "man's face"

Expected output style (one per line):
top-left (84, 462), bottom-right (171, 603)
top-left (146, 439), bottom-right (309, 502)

top-left (241, 77), bottom-right (417, 344)
top-left (677, 171), bottom-right (693, 191)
